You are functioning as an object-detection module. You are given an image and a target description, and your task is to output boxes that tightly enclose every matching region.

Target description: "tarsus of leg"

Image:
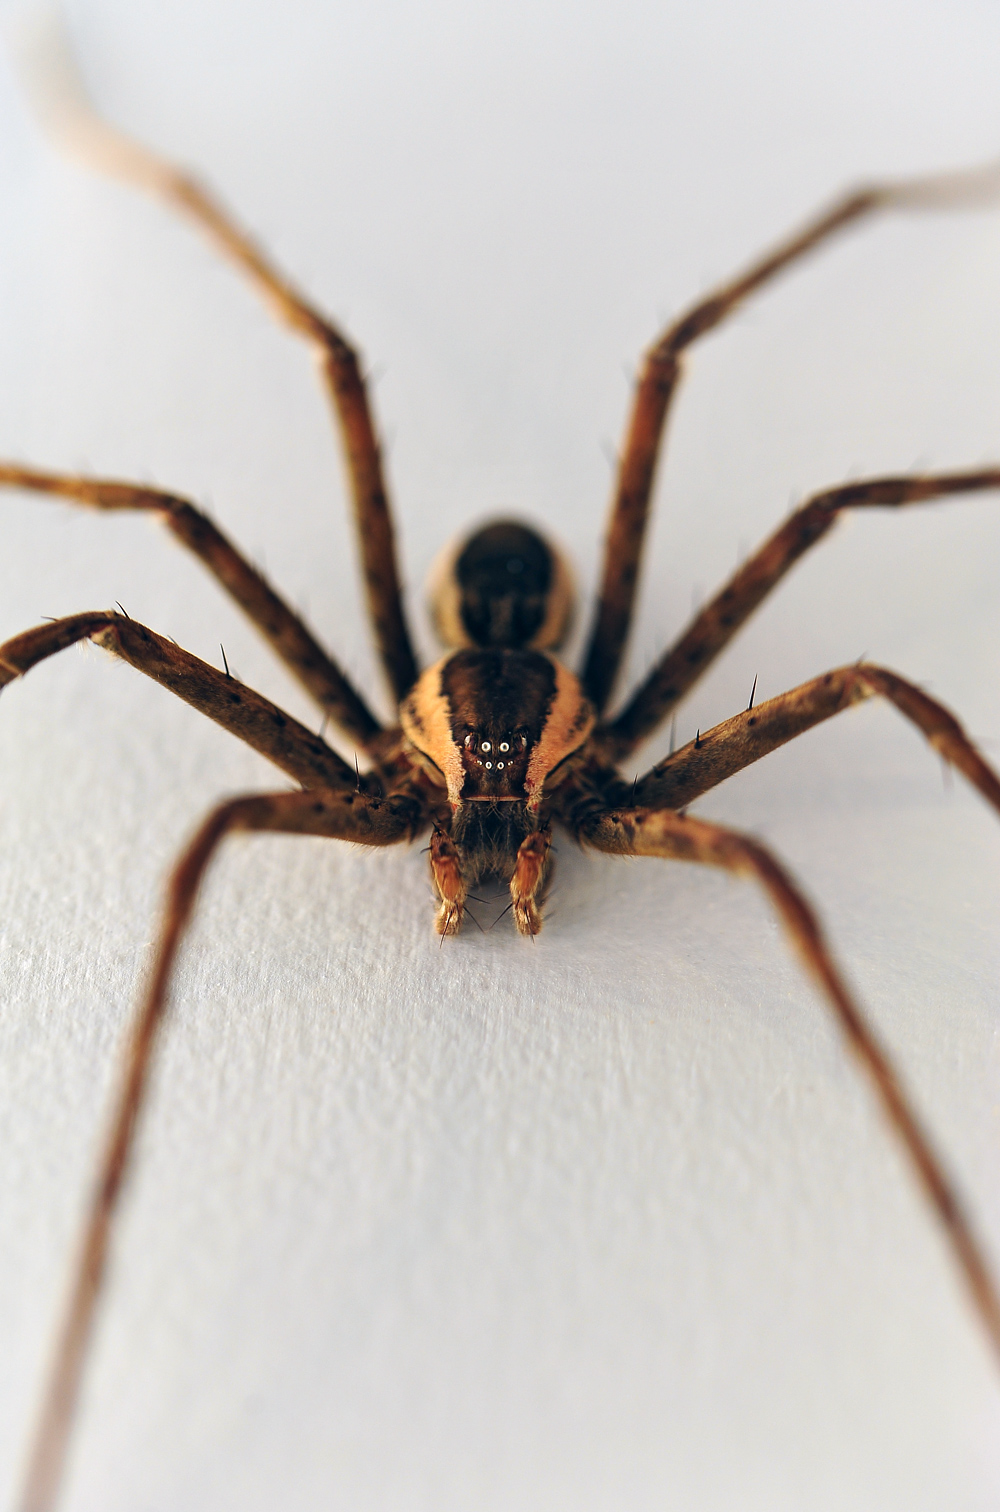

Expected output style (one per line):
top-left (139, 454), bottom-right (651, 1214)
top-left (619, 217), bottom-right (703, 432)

top-left (581, 163), bottom-right (1000, 715)
top-left (12, 11), bottom-right (418, 705)
top-left (14, 785), bottom-right (420, 1512)
top-left (601, 468), bottom-right (1000, 754)
top-left (580, 805), bottom-right (1000, 1365)
top-left (632, 662), bottom-right (1000, 816)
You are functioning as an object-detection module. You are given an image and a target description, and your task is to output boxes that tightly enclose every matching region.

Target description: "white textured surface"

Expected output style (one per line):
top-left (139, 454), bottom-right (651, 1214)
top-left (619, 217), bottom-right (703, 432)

top-left (1, 2), bottom-right (1000, 1509)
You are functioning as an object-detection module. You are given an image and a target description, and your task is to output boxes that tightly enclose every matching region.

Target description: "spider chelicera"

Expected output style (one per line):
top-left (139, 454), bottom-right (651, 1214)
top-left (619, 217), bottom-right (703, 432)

top-left (5, 60), bottom-right (1000, 1512)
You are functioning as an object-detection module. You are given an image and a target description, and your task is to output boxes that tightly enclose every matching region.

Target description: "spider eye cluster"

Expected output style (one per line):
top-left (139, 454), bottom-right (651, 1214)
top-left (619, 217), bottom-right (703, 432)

top-left (463, 731), bottom-right (526, 771)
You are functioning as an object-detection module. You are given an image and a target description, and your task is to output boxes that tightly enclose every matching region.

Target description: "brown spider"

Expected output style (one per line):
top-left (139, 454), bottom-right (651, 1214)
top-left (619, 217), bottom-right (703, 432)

top-left (6, 56), bottom-right (1000, 1512)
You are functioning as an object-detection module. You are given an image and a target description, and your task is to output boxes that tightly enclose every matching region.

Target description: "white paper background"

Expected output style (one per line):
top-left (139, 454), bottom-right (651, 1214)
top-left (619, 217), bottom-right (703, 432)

top-left (1, 2), bottom-right (999, 1509)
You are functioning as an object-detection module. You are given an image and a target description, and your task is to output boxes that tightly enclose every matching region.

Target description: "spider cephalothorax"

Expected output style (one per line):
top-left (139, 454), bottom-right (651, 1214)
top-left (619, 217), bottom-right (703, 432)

top-left (7, 65), bottom-right (1000, 1512)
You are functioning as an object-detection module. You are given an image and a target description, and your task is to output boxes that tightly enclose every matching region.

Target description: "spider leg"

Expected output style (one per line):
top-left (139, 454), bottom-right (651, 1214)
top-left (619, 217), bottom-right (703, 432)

top-left (23, 29), bottom-right (418, 703)
top-left (16, 785), bottom-right (422, 1512)
top-left (0, 464), bottom-right (384, 750)
top-left (576, 802), bottom-right (1000, 1366)
top-left (0, 611), bottom-right (361, 791)
top-left (429, 827), bottom-right (466, 936)
top-left (631, 662), bottom-right (1000, 814)
top-left (510, 824), bottom-right (553, 936)
top-left (582, 165), bottom-right (1000, 713)
top-left (601, 468), bottom-right (1000, 754)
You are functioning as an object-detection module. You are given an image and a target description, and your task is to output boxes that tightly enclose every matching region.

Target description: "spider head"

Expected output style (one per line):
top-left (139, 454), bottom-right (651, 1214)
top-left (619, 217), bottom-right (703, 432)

top-left (400, 647), bottom-right (593, 815)
top-left (427, 519), bottom-right (574, 651)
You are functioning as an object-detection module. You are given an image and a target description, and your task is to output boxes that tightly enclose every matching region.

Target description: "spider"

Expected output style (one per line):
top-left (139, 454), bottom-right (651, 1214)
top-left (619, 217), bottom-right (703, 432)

top-left (5, 48), bottom-right (1000, 1512)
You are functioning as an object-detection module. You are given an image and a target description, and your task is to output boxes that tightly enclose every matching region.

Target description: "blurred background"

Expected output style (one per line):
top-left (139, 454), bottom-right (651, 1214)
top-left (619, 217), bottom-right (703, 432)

top-left (1, 2), bottom-right (999, 1508)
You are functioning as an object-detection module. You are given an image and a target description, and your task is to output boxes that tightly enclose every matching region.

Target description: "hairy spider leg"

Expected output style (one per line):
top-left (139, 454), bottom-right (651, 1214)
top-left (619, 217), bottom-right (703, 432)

top-left (15, 786), bottom-right (423, 1512)
top-left (0, 466), bottom-right (383, 750)
top-left (603, 468), bottom-right (1000, 753)
top-left (631, 662), bottom-right (1000, 812)
top-left (510, 824), bottom-right (554, 935)
top-left (0, 612), bottom-right (358, 790)
top-left (575, 803), bottom-right (1000, 1364)
top-left (583, 168), bottom-right (1000, 714)
top-left (29, 38), bottom-right (418, 704)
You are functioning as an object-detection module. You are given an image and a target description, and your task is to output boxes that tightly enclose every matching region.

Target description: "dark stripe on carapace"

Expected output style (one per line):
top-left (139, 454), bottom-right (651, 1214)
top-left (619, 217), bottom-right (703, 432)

top-left (441, 648), bottom-right (555, 801)
top-left (440, 646), bottom-right (556, 735)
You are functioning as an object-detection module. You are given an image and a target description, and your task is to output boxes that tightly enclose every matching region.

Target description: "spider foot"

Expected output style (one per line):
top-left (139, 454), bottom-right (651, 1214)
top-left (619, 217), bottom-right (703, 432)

top-left (511, 898), bottom-right (542, 936)
top-left (435, 900), bottom-right (465, 936)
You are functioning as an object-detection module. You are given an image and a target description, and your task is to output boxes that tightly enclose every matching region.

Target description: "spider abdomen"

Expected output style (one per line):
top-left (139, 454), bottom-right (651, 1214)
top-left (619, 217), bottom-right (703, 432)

top-left (427, 519), bottom-right (574, 651)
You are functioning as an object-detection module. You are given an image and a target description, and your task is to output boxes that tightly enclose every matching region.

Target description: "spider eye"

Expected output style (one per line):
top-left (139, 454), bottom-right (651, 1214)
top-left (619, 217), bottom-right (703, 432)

top-left (485, 761), bottom-right (493, 769)
top-left (499, 741), bottom-right (510, 752)
top-left (496, 761), bottom-right (505, 770)
top-left (481, 740), bottom-right (492, 752)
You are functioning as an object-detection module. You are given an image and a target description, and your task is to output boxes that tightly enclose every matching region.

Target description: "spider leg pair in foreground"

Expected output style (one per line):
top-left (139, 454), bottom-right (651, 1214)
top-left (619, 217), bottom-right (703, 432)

top-left (6, 73), bottom-right (1000, 1512)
